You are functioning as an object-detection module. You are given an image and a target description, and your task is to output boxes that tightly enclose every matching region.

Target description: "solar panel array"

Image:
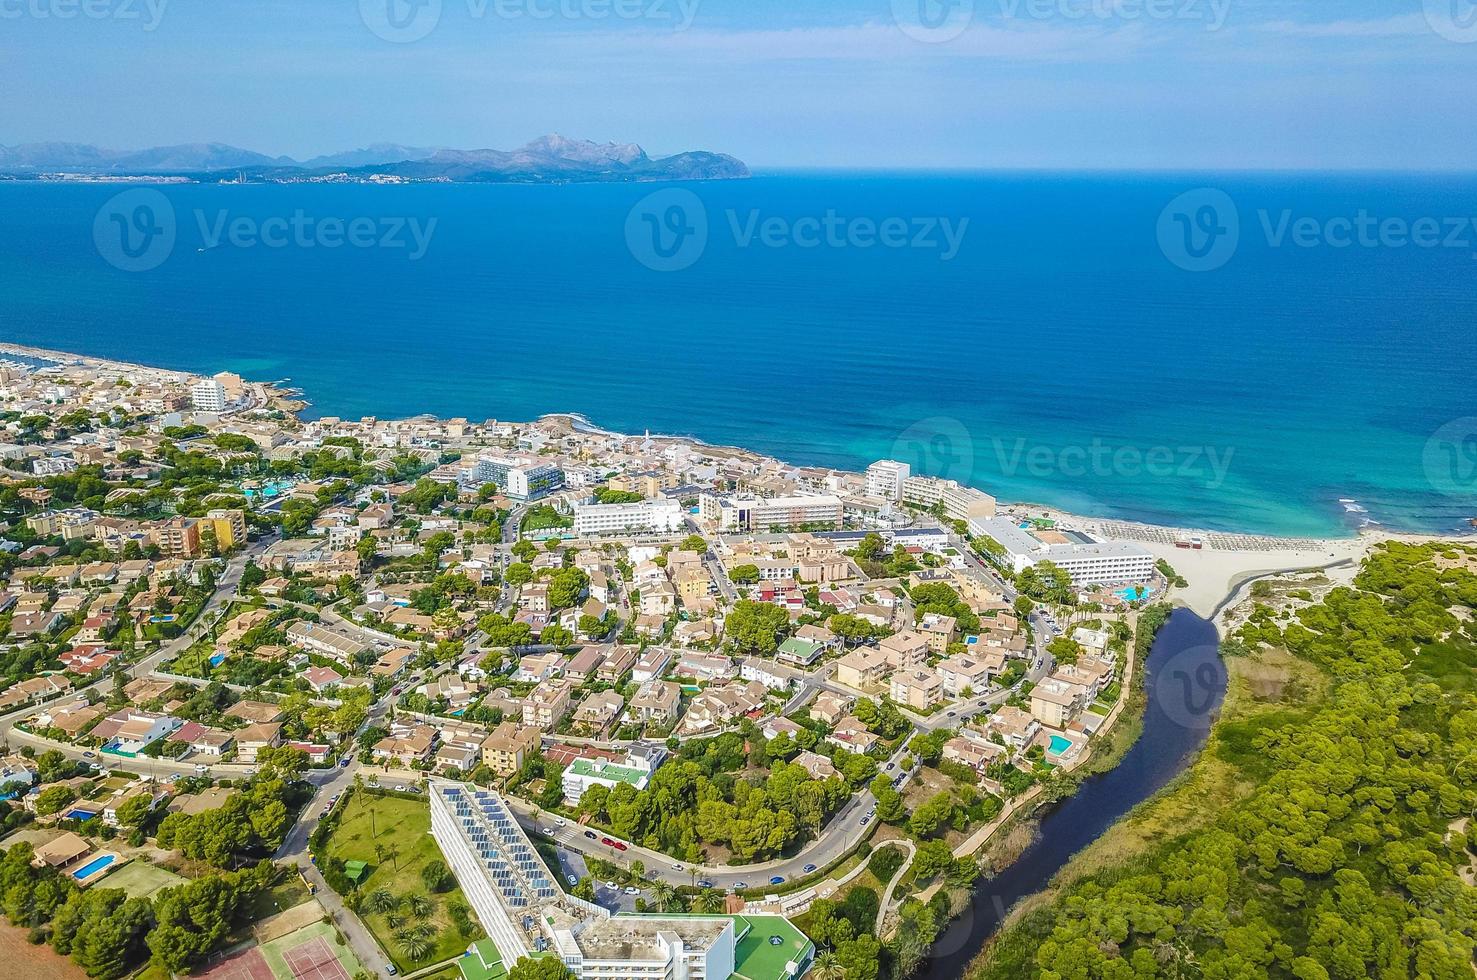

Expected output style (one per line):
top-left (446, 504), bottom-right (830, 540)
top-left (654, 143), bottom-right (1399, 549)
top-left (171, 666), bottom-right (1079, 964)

top-left (441, 786), bottom-right (558, 908)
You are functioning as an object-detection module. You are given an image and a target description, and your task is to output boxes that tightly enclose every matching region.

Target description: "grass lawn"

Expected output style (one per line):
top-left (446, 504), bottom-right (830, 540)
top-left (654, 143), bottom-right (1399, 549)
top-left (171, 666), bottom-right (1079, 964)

top-left (101, 860), bottom-right (186, 900)
top-left (733, 915), bottom-right (813, 980)
top-left (324, 792), bottom-right (478, 973)
top-left (244, 872), bottom-right (314, 921)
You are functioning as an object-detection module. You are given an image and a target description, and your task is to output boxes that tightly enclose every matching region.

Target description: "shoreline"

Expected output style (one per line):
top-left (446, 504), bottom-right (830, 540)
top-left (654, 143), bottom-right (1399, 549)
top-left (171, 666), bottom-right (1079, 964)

top-left (3, 340), bottom-right (1471, 620)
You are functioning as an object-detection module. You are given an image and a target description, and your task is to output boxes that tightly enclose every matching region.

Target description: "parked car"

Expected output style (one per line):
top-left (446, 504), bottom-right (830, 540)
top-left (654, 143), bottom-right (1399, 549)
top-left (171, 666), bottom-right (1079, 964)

top-left (554, 817), bottom-right (566, 827)
top-left (612, 840), bottom-right (627, 851)
top-left (600, 837), bottom-right (616, 847)
top-left (385, 965), bottom-right (397, 976)
top-left (673, 863), bottom-right (684, 872)
top-left (860, 816), bottom-right (871, 826)
top-left (584, 830), bottom-right (598, 840)
top-left (623, 886), bottom-right (640, 896)
top-left (567, 874), bottom-right (578, 886)
top-left (802, 864), bottom-right (817, 874)
top-left (697, 879), bottom-right (714, 889)
top-left (194, 764), bottom-right (209, 773)
top-left (81, 751), bottom-right (95, 759)
top-left (340, 757), bottom-right (352, 767)
top-left (769, 876), bottom-right (785, 885)
top-left (734, 881), bottom-right (748, 889)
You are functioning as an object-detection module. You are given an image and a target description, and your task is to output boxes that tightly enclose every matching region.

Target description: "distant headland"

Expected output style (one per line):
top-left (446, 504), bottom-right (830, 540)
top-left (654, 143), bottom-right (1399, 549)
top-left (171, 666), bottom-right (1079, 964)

top-left (0, 134), bottom-right (750, 185)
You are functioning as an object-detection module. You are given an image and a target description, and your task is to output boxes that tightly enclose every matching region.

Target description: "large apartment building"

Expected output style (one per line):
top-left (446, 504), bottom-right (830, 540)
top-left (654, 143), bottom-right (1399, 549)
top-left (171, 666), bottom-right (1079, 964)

top-left (573, 499), bottom-right (684, 537)
top-left (864, 459), bottom-right (910, 501)
top-left (472, 455), bottom-right (565, 501)
top-left (698, 493), bottom-right (843, 533)
top-left (971, 517), bottom-right (1154, 586)
top-left (900, 475), bottom-right (997, 523)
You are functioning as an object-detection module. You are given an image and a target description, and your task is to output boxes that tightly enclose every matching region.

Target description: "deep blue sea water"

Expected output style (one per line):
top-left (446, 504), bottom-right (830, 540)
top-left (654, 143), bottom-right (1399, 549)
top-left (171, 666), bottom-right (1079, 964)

top-left (1, 172), bottom-right (1474, 537)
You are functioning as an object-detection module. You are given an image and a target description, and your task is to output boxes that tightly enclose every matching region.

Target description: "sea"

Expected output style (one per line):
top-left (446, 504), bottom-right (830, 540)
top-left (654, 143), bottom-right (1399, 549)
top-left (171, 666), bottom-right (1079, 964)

top-left (2, 171), bottom-right (1474, 538)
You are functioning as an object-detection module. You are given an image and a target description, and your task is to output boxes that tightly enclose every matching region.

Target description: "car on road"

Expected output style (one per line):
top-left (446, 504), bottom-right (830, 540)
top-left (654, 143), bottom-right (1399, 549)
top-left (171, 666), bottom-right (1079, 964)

top-left (567, 874), bottom-right (578, 886)
top-left (861, 816), bottom-right (871, 826)
top-left (803, 864), bottom-right (817, 874)
top-left (194, 763), bottom-right (209, 773)
top-left (82, 751), bottom-right (95, 759)
top-left (673, 863), bottom-right (684, 872)
top-left (385, 965), bottom-right (397, 976)
top-left (340, 757), bottom-right (352, 767)
top-left (554, 817), bottom-right (566, 827)
top-left (541, 827), bottom-right (554, 836)
top-left (734, 882), bottom-right (748, 889)
top-left (697, 879), bottom-right (713, 889)
top-left (584, 830), bottom-right (598, 839)
top-left (623, 886), bottom-right (640, 895)
top-left (600, 837), bottom-right (616, 847)
top-left (885, 762), bottom-right (895, 771)
top-left (769, 876), bottom-right (785, 885)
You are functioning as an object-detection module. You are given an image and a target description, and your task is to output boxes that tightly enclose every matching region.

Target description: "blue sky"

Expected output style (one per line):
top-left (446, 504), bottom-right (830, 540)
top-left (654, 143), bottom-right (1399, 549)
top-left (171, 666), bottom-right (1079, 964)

top-left (3, 0), bottom-right (1475, 168)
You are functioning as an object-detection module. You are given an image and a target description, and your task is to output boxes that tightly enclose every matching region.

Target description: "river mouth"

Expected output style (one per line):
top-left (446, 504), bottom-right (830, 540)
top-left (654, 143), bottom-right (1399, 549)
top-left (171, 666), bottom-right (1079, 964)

top-left (917, 609), bottom-right (1226, 978)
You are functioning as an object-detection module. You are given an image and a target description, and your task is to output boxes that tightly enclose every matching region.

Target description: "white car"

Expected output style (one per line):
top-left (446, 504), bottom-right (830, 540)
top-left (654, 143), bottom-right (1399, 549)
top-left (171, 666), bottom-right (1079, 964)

top-left (624, 886), bottom-right (640, 896)
top-left (554, 817), bottom-right (566, 827)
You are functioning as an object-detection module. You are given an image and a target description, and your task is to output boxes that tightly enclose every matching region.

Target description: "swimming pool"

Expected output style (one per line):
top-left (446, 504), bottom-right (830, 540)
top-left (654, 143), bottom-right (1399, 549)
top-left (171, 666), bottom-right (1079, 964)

top-left (64, 808), bottom-right (98, 821)
top-left (1048, 735), bottom-right (1074, 755)
top-left (70, 854), bottom-right (115, 880)
top-left (1116, 585), bottom-right (1153, 602)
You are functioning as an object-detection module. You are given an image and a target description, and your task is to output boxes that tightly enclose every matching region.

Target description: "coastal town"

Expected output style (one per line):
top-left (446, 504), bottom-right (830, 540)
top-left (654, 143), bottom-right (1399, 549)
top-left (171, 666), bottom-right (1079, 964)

top-left (0, 344), bottom-right (1400, 980)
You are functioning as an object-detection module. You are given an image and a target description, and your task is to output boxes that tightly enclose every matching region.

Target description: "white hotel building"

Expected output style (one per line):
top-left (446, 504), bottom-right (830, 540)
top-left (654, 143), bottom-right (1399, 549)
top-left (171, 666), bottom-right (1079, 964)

top-left (698, 493), bottom-right (843, 533)
top-left (429, 783), bottom-right (811, 980)
top-left (864, 459), bottom-right (910, 502)
top-left (573, 499), bottom-right (685, 538)
top-left (972, 516), bottom-right (1155, 586)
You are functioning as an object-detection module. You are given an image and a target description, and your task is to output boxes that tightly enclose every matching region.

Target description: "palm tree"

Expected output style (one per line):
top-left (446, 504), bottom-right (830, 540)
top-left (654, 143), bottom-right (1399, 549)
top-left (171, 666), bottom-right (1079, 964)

top-left (809, 952), bottom-right (845, 980)
top-left (696, 889), bottom-right (725, 914)
top-left (394, 929), bottom-right (432, 962)
top-left (385, 912), bottom-right (405, 930)
top-left (650, 881), bottom-right (676, 912)
top-left (406, 893), bottom-right (434, 919)
top-left (365, 889), bottom-right (398, 915)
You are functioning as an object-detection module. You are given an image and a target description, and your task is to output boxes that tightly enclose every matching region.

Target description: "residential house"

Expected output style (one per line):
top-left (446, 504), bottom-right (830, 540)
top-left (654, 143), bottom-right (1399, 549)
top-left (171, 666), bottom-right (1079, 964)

top-left (523, 678), bottom-right (575, 729)
top-left (628, 680), bottom-right (681, 725)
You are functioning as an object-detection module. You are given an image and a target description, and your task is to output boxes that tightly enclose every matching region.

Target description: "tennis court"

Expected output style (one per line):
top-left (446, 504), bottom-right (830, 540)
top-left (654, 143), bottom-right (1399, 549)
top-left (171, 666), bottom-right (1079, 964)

top-left (197, 947), bottom-right (275, 980)
top-left (282, 936), bottom-right (351, 980)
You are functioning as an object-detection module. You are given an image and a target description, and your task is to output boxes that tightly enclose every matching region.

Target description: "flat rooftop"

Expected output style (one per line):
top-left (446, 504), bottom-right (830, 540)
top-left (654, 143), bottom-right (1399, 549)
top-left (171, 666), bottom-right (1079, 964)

top-left (574, 915), bottom-right (731, 962)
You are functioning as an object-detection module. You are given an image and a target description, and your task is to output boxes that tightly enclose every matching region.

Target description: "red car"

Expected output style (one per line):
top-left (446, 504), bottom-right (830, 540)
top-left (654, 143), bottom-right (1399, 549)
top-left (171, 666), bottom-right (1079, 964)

top-left (600, 837), bottom-right (615, 847)
top-left (612, 841), bottom-right (628, 851)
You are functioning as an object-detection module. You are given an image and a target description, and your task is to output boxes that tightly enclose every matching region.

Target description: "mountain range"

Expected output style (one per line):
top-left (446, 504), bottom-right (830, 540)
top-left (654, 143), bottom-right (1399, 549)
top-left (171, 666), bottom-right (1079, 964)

top-left (0, 134), bottom-right (749, 183)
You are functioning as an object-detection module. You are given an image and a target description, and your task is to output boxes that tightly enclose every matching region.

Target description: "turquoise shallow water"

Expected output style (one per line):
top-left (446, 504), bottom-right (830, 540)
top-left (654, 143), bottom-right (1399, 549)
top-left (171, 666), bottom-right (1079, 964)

top-left (1, 172), bottom-right (1474, 537)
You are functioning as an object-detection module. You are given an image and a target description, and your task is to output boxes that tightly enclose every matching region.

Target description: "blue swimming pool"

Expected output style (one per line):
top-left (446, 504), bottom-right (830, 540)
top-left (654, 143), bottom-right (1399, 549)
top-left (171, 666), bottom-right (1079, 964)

top-left (64, 808), bottom-right (97, 821)
top-left (70, 854), bottom-right (115, 879)
top-left (1048, 735), bottom-right (1073, 755)
top-left (1116, 585), bottom-right (1153, 602)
